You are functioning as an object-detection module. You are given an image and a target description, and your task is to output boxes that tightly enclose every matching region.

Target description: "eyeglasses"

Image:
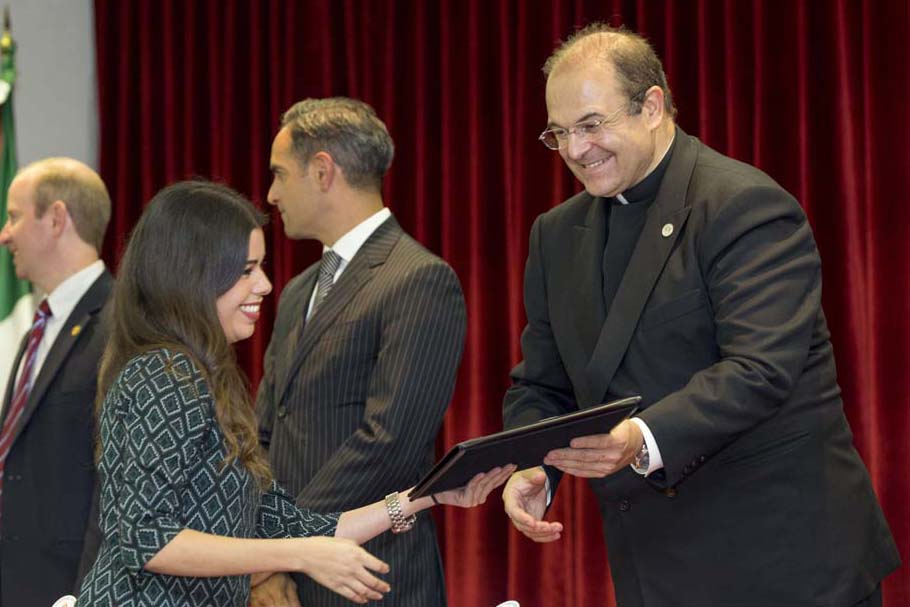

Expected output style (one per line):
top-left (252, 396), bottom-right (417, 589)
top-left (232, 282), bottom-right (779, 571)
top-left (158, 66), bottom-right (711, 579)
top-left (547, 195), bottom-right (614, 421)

top-left (538, 105), bottom-right (630, 151)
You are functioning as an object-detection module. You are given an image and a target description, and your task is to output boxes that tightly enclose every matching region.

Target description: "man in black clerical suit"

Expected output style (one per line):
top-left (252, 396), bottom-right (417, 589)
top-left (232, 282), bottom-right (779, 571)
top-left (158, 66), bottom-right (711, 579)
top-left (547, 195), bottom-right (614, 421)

top-left (0, 158), bottom-right (112, 606)
top-left (501, 24), bottom-right (899, 607)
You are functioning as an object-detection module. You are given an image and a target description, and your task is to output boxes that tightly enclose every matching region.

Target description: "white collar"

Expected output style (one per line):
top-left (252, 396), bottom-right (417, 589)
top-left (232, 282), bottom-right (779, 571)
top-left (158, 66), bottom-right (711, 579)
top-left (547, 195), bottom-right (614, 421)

top-left (45, 259), bottom-right (105, 320)
top-left (324, 207), bottom-right (392, 262)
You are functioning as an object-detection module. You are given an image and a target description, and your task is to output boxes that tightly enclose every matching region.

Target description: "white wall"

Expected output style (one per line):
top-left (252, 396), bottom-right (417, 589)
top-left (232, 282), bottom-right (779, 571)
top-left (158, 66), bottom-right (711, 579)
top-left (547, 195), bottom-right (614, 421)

top-left (6, 0), bottom-right (97, 168)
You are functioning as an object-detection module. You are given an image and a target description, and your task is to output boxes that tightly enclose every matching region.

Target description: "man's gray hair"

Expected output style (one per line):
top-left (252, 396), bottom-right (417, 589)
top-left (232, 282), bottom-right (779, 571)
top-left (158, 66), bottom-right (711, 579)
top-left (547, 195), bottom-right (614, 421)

top-left (280, 97), bottom-right (395, 192)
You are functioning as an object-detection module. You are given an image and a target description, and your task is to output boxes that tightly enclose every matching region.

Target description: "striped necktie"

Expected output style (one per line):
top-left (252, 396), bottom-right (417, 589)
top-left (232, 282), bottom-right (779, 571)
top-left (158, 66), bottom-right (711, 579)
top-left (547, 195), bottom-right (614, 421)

top-left (0, 299), bottom-right (52, 508)
top-left (311, 249), bottom-right (342, 315)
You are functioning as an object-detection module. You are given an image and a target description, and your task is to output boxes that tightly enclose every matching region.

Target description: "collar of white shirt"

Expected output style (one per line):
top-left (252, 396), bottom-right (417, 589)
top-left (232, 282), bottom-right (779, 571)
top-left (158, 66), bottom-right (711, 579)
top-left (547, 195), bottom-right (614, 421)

top-left (9, 259), bottom-right (106, 399)
top-left (325, 207), bottom-right (392, 267)
top-left (305, 208), bottom-right (391, 320)
top-left (45, 259), bottom-right (106, 322)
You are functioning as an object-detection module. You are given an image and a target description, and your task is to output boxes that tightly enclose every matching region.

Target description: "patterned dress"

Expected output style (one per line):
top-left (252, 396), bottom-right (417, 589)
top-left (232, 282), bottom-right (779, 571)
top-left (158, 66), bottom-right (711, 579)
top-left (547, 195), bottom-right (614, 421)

top-left (78, 348), bottom-right (339, 606)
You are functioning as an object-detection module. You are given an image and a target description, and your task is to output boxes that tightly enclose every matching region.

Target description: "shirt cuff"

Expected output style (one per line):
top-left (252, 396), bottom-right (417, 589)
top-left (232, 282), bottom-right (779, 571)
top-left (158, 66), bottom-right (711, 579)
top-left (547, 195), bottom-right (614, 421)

top-left (629, 417), bottom-right (664, 476)
top-left (543, 468), bottom-right (552, 507)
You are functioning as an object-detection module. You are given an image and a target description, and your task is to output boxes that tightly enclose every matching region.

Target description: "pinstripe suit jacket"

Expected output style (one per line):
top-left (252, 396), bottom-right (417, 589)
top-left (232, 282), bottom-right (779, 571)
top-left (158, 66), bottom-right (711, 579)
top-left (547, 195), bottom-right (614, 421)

top-left (257, 216), bottom-right (466, 607)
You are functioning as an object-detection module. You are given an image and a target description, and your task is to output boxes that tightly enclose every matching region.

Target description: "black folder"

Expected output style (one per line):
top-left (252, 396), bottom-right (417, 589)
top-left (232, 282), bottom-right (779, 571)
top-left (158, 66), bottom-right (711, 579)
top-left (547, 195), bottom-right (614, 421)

top-left (409, 395), bottom-right (641, 499)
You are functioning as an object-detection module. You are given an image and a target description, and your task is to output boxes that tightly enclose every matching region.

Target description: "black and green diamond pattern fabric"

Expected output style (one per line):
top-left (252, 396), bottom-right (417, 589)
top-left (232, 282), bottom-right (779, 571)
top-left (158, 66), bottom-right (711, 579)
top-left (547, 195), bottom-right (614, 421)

top-left (78, 348), bottom-right (339, 606)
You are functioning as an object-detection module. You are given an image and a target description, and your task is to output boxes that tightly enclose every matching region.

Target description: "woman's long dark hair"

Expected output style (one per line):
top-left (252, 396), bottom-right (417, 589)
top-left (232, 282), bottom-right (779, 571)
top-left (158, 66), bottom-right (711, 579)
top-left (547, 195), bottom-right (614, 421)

top-left (98, 180), bottom-right (272, 488)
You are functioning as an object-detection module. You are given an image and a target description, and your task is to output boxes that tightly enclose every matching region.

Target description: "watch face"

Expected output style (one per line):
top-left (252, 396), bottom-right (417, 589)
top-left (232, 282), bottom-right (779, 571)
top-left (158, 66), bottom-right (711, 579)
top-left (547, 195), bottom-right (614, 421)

top-left (632, 443), bottom-right (649, 473)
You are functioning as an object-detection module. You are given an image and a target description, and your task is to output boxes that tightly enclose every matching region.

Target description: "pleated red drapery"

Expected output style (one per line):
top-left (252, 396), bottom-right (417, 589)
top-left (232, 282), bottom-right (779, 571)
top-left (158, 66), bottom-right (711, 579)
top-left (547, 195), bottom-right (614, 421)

top-left (94, 1), bottom-right (909, 605)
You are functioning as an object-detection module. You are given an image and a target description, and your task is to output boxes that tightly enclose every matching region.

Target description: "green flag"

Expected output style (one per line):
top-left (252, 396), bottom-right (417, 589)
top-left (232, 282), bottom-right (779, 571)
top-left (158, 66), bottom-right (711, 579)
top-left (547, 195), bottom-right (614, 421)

top-left (0, 15), bottom-right (33, 396)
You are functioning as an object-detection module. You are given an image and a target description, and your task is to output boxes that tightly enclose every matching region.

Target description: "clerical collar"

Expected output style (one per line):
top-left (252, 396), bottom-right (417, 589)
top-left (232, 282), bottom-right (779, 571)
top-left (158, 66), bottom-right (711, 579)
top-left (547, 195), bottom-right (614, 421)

top-left (614, 130), bottom-right (677, 206)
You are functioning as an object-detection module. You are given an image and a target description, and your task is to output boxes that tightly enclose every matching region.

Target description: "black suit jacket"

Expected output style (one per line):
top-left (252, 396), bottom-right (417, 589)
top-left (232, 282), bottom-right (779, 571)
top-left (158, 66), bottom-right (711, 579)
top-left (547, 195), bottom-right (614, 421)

top-left (504, 130), bottom-right (900, 606)
top-left (258, 217), bottom-right (466, 607)
top-left (0, 270), bottom-right (111, 607)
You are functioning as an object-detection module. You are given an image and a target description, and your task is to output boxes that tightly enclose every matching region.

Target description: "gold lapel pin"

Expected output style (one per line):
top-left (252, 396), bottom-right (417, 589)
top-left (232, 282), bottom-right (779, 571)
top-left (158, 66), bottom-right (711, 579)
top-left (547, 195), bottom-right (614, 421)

top-left (661, 223), bottom-right (674, 238)
top-left (71, 325), bottom-right (82, 337)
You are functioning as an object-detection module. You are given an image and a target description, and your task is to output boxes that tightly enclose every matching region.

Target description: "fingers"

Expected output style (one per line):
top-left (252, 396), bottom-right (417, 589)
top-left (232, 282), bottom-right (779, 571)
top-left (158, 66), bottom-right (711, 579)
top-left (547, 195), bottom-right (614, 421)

top-left (477, 465), bottom-right (517, 501)
top-left (435, 464), bottom-right (519, 507)
top-left (347, 554), bottom-right (390, 602)
top-left (344, 574), bottom-right (390, 603)
top-left (492, 464), bottom-right (518, 486)
top-left (502, 499), bottom-right (562, 534)
top-left (463, 464), bottom-right (516, 505)
top-left (361, 551), bottom-right (391, 575)
top-left (250, 573), bottom-right (294, 607)
top-left (501, 468), bottom-right (563, 542)
top-left (518, 526), bottom-right (563, 543)
top-left (306, 538), bottom-right (391, 603)
top-left (504, 505), bottom-right (564, 543)
top-left (332, 553), bottom-right (390, 604)
top-left (545, 444), bottom-right (626, 477)
top-left (567, 432), bottom-right (615, 449)
top-left (337, 583), bottom-right (372, 605)
top-left (281, 575), bottom-right (301, 607)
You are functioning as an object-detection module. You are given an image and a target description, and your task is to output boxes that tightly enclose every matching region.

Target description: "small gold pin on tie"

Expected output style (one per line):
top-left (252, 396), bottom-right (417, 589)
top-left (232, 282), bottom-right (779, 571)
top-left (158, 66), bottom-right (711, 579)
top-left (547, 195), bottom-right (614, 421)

top-left (661, 223), bottom-right (674, 238)
top-left (71, 325), bottom-right (82, 337)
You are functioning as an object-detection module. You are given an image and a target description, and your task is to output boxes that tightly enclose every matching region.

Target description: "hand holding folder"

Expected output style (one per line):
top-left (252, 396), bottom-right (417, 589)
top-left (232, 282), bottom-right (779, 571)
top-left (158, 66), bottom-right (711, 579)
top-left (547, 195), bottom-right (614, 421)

top-left (409, 396), bottom-right (641, 499)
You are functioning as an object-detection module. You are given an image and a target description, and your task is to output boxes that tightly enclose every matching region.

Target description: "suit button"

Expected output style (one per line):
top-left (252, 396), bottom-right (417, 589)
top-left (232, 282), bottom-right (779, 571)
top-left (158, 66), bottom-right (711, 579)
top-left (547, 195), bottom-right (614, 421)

top-left (277, 407), bottom-right (288, 419)
top-left (698, 455), bottom-right (706, 463)
top-left (619, 500), bottom-right (631, 512)
top-left (664, 488), bottom-right (678, 499)
top-left (682, 465), bottom-right (691, 475)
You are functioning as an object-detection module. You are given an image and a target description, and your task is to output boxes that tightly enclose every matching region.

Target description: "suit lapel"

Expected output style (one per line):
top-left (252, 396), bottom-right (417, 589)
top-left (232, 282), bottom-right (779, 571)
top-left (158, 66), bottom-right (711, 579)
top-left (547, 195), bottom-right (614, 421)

top-left (572, 199), bottom-right (608, 345)
top-left (583, 130), bottom-right (698, 405)
top-left (274, 267), bottom-right (318, 398)
top-left (276, 217), bottom-right (403, 406)
top-left (10, 271), bottom-right (112, 444)
top-left (558, 198), bottom-right (607, 399)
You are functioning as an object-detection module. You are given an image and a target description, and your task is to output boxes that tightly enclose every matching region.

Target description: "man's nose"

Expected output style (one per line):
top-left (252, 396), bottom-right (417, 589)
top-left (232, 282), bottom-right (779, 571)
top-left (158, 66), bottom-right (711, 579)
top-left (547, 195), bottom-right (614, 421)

top-left (564, 131), bottom-right (592, 160)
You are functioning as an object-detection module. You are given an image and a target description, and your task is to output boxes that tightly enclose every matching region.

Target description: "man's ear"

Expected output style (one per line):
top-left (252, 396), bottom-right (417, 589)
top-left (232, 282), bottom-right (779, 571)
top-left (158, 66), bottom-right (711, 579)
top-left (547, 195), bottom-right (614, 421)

top-left (641, 85), bottom-right (665, 130)
top-left (48, 200), bottom-right (70, 237)
top-left (311, 151), bottom-right (337, 192)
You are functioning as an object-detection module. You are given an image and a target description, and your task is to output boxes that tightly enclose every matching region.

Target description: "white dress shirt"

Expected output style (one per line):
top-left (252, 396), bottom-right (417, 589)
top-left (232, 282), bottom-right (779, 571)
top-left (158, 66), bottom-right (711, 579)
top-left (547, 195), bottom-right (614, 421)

top-left (305, 207), bottom-right (392, 319)
top-left (9, 260), bottom-right (106, 407)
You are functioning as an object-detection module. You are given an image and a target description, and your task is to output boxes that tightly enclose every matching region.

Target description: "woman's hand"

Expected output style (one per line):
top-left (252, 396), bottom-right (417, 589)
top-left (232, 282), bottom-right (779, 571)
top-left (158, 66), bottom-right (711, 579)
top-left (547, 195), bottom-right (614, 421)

top-left (433, 464), bottom-right (517, 507)
top-left (296, 536), bottom-right (390, 604)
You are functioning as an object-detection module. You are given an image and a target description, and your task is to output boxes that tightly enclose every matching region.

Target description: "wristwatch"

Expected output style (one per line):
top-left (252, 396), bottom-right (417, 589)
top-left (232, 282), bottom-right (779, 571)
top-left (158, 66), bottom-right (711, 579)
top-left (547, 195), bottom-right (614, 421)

top-left (385, 492), bottom-right (417, 534)
top-left (631, 440), bottom-right (650, 475)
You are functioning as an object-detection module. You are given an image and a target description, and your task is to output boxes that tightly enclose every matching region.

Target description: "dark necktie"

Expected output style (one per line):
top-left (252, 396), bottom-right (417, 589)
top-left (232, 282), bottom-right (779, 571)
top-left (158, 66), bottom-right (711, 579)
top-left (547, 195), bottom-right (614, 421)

top-left (0, 299), bottom-right (52, 507)
top-left (311, 249), bottom-right (342, 315)
top-left (285, 250), bottom-right (344, 359)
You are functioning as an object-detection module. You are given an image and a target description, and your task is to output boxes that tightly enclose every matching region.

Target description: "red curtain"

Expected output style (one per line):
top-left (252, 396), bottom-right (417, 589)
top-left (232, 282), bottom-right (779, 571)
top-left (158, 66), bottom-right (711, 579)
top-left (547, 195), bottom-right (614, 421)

top-left (94, 1), bottom-right (909, 605)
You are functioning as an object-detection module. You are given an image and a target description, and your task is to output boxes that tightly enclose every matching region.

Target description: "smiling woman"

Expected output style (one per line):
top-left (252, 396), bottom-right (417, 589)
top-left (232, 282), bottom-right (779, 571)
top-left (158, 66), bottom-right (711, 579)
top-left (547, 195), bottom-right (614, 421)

top-left (216, 228), bottom-right (271, 344)
top-left (76, 180), bottom-right (513, 607)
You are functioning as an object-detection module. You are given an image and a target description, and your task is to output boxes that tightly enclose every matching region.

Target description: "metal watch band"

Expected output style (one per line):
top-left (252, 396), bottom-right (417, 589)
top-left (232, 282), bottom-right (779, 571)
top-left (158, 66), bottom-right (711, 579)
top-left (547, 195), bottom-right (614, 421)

top-left (631, 440), bottom-right (650, 475)
top-left (385, 491), bottom-right (416, 534)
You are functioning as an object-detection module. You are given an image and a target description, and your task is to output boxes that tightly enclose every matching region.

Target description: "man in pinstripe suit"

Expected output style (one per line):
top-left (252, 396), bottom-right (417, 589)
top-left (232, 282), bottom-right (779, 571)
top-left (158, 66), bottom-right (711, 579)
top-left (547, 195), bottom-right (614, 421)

top-left (252, 97), bottom-right (466, 607)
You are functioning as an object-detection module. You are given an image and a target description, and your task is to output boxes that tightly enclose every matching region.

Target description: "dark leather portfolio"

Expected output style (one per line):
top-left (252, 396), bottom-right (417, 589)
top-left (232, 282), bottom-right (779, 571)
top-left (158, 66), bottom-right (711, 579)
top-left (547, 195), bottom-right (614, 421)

top-left (409, 395), bottom-right (641, 499)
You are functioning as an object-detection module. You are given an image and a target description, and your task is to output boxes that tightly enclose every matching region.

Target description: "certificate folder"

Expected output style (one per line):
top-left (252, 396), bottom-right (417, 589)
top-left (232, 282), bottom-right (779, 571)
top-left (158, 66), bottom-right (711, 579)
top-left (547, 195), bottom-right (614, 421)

top-left (409, 395), bottom-right (641, 499)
